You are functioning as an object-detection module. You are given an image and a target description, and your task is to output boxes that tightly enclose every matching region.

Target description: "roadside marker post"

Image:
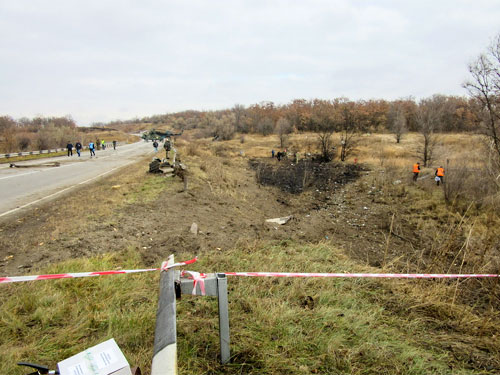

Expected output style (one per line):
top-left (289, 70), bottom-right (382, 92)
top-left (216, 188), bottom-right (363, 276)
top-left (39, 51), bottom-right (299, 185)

top-left (216, 273), bottom-right (231, 364)
top-left (152, 255), bottom-right (178, 375)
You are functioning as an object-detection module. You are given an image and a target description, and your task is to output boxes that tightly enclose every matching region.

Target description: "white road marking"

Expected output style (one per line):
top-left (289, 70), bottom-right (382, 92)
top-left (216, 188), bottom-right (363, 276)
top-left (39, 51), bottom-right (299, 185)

top-left (0, 171), bottom-right (40, 180)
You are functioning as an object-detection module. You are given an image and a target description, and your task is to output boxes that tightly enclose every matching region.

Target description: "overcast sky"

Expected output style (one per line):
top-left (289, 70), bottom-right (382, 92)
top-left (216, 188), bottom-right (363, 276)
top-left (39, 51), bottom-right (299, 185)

top-left (1, 1), bottom-right (499, 125)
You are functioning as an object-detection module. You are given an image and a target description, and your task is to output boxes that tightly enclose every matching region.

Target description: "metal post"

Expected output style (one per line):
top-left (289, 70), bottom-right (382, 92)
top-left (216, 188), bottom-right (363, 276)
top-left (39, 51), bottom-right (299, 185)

top-left (217, 273), bottom-right (230, 364)
top-left (151, 255), bottom-right (177, 375)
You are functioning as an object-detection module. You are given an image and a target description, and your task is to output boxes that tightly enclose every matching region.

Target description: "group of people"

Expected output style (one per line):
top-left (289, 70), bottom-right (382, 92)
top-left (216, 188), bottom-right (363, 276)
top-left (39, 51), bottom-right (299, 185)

top-left (272, 149), bottom-right (288, 161)
top-left (66, 140), bottom-right (117, 158)
top-left (272, 148), bottom-right (302, 163)
top-left (413, 162), bottom-right (445, 186)
top-left (152, 138), bottom-right (173, 157)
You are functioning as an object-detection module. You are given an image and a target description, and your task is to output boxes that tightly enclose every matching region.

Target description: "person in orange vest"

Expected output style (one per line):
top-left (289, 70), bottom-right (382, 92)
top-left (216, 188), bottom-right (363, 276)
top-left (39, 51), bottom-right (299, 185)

top-left (435, 166), bottom-right (445, 186)
top-left (412, 162), bottom-right (420, 182)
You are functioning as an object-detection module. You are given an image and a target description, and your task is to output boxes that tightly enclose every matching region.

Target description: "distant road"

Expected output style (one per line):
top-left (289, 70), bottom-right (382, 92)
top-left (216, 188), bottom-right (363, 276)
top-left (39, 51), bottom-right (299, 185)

top-left (0, 141), bottom-right (155, 218)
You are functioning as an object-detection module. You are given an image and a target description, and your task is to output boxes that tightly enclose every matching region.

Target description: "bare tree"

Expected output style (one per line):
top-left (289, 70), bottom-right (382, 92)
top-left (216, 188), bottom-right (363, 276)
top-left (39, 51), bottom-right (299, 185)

top-left (312, 102), bottom-right (336, 162)
top-left (415, 96), bottom-right (444, 167)
top-left (258, 117), bottom-right (274, 136)
top-left (388, 103), bottom-right (407, 143)
top-left (213, 114), bottom-right (236, 141)
top-left (338, 102), bottom-right (359, 162)
top-left (463, 33), bottom-right (500, 180)
top-left (0, 116), bottom-right (17, 152)
top-left (275, 117), bottom-right (292, 148)
top-left (232, 104), bottom-right (247, 133)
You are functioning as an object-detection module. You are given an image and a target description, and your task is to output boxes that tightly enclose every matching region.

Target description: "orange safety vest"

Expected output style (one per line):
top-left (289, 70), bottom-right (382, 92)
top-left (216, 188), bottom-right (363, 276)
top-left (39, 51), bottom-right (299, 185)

top-left (413, 164), bottom-right (420, 173)
top-left (436, 167), bottom-right (444, 177)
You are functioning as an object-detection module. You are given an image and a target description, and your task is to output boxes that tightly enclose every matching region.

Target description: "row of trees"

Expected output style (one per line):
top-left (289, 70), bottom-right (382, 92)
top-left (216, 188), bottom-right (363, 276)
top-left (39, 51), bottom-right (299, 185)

top-left (0, 115), bottom-right (79, 153)
top-left (114, 95), bottom-right (478, 138)
top-left (108, 95), bottom-right (479, 164)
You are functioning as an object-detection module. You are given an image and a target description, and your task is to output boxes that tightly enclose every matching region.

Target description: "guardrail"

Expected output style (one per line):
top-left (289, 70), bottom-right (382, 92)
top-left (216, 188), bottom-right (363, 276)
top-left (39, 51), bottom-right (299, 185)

top-left (0, 142), bottom-right (123, 159)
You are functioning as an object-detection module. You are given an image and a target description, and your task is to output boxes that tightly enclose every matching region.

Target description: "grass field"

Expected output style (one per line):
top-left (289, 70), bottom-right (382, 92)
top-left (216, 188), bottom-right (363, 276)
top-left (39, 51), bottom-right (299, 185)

top-left (1, 131), bottom-right (499, 374)
top-left (3, 244), bottom-right (495, 375)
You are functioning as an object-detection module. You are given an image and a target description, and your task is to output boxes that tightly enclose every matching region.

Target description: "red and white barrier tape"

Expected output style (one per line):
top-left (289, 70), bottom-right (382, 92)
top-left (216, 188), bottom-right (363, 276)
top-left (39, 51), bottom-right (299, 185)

top-left (181, 270), bottom-right (207, 295)
top-left (224, 272), bottom-right (499, 279)
top-left (0, 257), bottom-right (197, 284)
top-left (1, 256), bottom-right (498, 284)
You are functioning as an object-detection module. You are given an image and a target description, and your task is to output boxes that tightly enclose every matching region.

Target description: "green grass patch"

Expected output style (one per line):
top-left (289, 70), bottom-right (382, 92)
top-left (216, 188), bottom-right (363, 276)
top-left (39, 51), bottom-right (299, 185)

top-left (2, 241), bottom-right (491, 374)
top-left (124, 173), bottom-right (178, 204)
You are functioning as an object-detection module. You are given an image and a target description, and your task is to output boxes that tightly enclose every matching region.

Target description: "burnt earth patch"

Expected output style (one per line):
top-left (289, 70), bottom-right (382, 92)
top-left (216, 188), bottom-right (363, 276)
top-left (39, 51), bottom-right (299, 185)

top-left (250, 158), bottom-right (365, 193)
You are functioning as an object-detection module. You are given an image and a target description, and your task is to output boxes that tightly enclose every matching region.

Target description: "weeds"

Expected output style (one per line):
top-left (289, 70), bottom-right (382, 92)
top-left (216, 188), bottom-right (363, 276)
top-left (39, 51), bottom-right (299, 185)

top-left (1, 131), bottom-right (500, 374)
top-left (2, 243), bottom-right (497, 374)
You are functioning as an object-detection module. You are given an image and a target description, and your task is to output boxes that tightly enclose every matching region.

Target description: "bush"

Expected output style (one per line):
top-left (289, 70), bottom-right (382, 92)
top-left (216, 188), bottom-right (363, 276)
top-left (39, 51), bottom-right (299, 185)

top-left (443, 164), bottom-right (498, 209)
top-left (17, 135), bottom-right (32, 150)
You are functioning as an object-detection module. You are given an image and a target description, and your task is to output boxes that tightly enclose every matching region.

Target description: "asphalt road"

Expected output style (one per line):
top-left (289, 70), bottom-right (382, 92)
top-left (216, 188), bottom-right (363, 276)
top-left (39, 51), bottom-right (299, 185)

top-left (0, 141), bottom-right (156, 218)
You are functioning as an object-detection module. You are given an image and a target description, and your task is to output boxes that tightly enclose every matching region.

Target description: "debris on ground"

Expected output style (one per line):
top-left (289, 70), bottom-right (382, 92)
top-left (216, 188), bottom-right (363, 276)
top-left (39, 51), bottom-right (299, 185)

top-left (266, 216), bottom-right (293, 225)
top-left (9, 162), bottom-right (60, 168)
top-left (149, 158), bottom-right (175, 176)
top-left (190, 222), bottom-right (198, 235)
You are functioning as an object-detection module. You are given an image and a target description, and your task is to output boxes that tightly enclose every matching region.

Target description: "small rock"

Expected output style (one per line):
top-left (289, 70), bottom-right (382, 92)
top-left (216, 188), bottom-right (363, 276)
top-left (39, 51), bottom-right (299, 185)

top-left (393, 180), bottom-right (402, 185)
top-left (266, 216), bottom-right (292, 225)
top-left (190, 222), bottom-right (198, 235)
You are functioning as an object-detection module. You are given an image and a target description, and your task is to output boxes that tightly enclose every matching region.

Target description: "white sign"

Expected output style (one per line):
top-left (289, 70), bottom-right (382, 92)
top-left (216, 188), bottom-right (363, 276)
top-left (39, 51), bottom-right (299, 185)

top-left (58, 339), bottom-right (132, 375)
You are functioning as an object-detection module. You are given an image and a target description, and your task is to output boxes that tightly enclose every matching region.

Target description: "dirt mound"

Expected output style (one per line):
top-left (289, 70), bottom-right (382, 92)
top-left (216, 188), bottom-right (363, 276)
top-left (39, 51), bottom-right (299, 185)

top-left (251, 158), bottom-right (364, 193)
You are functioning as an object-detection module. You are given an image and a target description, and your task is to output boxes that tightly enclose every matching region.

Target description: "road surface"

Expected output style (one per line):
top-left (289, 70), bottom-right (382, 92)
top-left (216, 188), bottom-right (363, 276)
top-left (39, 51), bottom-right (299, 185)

top-left (0, 141), bottom-right (156, 218)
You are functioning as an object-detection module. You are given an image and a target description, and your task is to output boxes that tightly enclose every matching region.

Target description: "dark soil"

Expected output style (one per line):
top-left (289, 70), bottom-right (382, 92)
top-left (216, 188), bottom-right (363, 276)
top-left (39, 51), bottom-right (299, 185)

top-left (251, 158), bottom-right (365, 194)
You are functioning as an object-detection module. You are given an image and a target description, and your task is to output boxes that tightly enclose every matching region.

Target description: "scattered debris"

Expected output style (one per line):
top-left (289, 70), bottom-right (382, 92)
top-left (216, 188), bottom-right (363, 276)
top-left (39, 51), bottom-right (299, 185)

top-left (393, 180), bottom-right (402, 185)
top-left (10, 162), bottom-right (60, 168)
top-left (148, 158), bottom-right (163, 173)
top-left (266, 216), bottom-right (292, 225)
top-left (112, 185), bottom-right (121, 189)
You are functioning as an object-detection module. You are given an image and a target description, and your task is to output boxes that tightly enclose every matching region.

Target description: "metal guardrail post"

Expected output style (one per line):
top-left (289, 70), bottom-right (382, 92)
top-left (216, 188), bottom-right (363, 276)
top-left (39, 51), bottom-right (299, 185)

top-left (151, 255), bottom-right (177, 375)
top-left (217, 273), bottom-right (230, 364)
top-left (178, 273), bottom-right (231, 364)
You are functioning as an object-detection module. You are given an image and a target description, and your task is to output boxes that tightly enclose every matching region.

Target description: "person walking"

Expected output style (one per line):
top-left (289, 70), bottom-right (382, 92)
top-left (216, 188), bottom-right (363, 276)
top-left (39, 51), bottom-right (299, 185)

top-left (271, 149), bottom-right (275, 158)
top-left (75, 141), bottom-right (82, 157)
top-left (412, 162), bottom-right (420, 182)
top-left (101, 139), bottom-right (106, 150)
top-left (435, 166), bottom-right (445, 186)
top-left (66, 141), bottom-right (73, 157)
top-left (89, 141), bottom-right (96, 157)
top-left (112, 140), bottom-right (117, 150)
top-left (153, 140), bottom-right (159, 152)
top-left (164, 138), bottom-right (171, 159)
